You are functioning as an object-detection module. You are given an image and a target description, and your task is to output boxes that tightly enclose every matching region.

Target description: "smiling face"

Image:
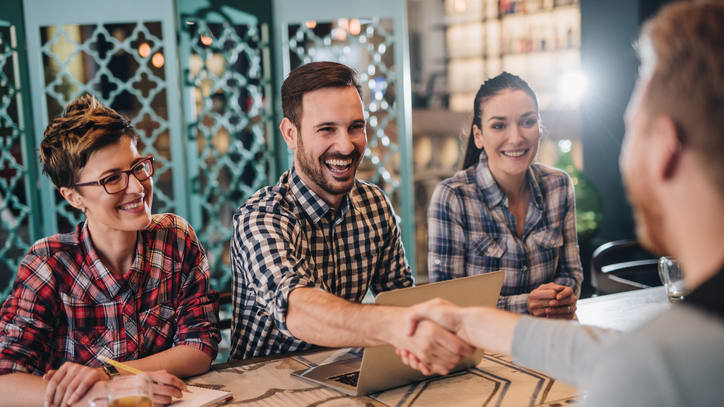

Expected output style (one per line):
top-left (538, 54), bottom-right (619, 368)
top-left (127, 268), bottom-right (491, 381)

top-left (475, 89), bottom-right (541, 180)
top-left (61, 135), bottom-right (153, 235)
top-left (281, 85), bottom-right (367, 206)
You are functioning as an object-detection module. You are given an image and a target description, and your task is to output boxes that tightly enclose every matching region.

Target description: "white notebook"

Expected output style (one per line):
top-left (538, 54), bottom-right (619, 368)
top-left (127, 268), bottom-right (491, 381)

top-left (170, 385), bottom-right (233, 407)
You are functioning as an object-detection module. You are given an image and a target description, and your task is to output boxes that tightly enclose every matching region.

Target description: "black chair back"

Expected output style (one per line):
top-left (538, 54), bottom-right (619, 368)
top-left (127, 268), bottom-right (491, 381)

top-left (591, 240), bottom-right (660, 294)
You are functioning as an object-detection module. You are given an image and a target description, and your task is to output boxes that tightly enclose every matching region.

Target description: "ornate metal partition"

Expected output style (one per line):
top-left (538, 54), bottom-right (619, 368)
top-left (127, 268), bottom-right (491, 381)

top-left (23, 0), bottom-right (187, 235)
top-left (0, 0), bottom-right (40, 298)
top-left (177, 0), bottom-right (275, 289)
top-left (2, 0), bottom-right (277, 295)
top-left (273, 0), bottom-right (416, 271)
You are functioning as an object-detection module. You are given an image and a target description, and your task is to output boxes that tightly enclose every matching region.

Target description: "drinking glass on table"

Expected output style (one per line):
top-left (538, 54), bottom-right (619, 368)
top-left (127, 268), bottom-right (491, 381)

top-left (90, 374), bottom-right (153, 407)
top-left (658, 257), bottom-right (688, 303)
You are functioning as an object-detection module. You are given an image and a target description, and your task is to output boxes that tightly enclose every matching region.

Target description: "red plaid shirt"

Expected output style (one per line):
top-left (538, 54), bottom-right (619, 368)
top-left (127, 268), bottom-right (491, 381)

top-left (0, 214), bottom-right (220, 375)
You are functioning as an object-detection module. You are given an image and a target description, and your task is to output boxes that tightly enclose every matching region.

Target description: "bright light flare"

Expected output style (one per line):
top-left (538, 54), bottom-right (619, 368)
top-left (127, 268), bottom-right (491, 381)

top-left (559, 71), bottom-right (588, 106)
top-left (200, 34), bottom-right (213, 46)
top-left (138, 42), bottom-right (151, 58)
top-left (558, 139), bottom-right (572, 153)
top-left (337, 18), bottom-right (349, 31)
top-left (152, 52), bottom-right (165, 68)
top-left (349, 19), bottom-right (361, 36)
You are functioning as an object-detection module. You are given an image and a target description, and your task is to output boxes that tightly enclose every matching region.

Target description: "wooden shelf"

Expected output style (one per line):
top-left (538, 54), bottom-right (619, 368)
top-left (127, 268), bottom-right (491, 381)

top-left (441, 3), bottom-right (579, 27)
top-left (500, 3), bottom-right (579, 19)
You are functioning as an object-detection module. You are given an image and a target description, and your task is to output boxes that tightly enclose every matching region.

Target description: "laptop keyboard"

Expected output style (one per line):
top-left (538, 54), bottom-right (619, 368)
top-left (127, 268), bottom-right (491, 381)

top-left (328, 371), bottom-right (360, 386)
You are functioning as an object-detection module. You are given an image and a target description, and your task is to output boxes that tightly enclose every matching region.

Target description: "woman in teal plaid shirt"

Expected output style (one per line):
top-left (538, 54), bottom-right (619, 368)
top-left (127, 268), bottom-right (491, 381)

top-left (428, 72), bottom-right (583, 317)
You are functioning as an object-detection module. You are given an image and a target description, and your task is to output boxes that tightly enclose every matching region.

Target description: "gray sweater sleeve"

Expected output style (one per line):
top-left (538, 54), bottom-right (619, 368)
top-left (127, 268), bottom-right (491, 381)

top-left (511, 316), bottom-right (624, 387)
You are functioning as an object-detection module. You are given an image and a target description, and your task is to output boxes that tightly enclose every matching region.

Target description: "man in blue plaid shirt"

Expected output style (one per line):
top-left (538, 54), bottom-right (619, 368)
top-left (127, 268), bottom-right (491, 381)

top-left (229, 62), bottom-right (473, 374)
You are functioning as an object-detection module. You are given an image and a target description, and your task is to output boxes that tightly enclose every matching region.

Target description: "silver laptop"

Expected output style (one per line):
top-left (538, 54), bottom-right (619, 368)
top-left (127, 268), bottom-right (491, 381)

top-left (291, 271), bottom-right (505, 396)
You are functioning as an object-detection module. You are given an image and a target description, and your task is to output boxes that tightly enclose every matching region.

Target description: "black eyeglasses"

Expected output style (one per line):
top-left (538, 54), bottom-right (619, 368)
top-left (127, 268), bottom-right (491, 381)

top-left (74, 156), bottom-right (155, 194)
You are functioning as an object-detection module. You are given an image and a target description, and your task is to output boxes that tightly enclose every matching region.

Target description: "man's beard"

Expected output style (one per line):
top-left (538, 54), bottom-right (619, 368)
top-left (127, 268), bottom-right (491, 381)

top-left (295, 136), bottom-right (360, 196)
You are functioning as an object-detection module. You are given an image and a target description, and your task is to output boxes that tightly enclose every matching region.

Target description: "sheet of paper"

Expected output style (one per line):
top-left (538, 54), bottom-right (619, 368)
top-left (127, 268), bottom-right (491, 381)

top-left (170, 385), bottom-right (232, 407)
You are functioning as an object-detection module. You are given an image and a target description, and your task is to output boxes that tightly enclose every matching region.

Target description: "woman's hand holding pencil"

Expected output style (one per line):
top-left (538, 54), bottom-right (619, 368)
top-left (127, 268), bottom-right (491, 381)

top-left (97, 356), bottom-right (188, 406)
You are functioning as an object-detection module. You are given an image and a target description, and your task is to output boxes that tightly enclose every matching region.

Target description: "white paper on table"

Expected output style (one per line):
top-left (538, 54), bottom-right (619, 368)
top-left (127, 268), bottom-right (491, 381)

top-left (169, 385), bottom-right (233, 407)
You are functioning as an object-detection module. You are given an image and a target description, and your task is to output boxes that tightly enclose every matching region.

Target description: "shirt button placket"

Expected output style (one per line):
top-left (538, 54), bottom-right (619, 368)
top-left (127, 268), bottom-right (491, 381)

top-left (123, 302), bottom-right (137, 356)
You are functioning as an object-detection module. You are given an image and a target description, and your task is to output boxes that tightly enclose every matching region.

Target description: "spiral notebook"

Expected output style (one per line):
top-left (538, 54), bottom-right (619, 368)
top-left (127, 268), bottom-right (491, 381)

top-left (170, 385), bottom-right (233, 407)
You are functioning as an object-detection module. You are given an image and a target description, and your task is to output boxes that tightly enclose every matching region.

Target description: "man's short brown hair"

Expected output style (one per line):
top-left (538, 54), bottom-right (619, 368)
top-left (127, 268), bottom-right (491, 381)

top-left (39, 94), bottom-right (137, 189)
top-left (638, 1), bottom-right (724, 193)
top-left (281, 61), bottom-right (362, 129)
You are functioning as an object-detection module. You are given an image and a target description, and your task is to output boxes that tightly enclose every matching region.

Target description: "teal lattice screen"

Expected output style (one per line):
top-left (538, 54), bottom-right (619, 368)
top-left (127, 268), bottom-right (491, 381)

top-left (179, 13), bottom-right (274, 290)
top-left (0, 1), bottom-right (276, 307)
top-left (287, 19), bottom-right (404, 209)
top-left (36, 21), bottom-right (184, 232)
top-left (0, 12), bottom-right (40, 299)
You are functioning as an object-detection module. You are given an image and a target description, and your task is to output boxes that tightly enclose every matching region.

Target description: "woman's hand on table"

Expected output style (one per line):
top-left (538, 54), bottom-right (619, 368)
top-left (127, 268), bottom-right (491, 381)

top-left (43, 361), bottom-right (108, 407)
top-left (545, 285), bottom-right (578, 319)
top-left (528, 283), bottom-right (577, 319)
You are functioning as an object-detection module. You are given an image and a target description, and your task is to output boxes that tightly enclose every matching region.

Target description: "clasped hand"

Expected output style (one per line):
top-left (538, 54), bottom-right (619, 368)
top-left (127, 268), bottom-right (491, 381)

top-left (527, 282), bottom-right (578, 319)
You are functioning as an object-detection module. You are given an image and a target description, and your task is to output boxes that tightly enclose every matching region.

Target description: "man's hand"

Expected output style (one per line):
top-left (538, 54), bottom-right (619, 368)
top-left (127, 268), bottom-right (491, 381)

top-left (395, 319), bottom-right (474, 375)
top-left (285, 288), bottom-right (472, 376)
top-left (396, 298), bottom-right (521, 373)
top-left (43, 362), bottom-right (108, 407)
top-left (528, 283), bottom-right (577, 319)
top-left (404, 298), bottom-right (464, 337)
top-left (391, 299), bottom-right (475, 375)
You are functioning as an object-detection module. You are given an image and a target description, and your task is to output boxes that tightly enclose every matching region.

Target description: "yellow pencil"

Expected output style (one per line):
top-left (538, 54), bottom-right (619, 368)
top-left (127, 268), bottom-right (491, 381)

top-left (98, 355), bottom-right (145, 374)
top-left (98, 356), bottom-right (190, 393)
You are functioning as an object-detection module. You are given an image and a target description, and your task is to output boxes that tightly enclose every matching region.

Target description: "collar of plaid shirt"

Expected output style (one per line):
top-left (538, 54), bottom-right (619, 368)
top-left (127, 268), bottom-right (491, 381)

top-left (288, 167), bottom-right (356, 225)
top-left (474, 150), bottom-right (545, 211)
top-left (77, 221), bottom-right (145, 301)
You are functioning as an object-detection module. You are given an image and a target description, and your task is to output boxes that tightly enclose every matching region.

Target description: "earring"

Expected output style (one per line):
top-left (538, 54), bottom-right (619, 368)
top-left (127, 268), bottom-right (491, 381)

top-left (81, 207), bottom-right (86, 215)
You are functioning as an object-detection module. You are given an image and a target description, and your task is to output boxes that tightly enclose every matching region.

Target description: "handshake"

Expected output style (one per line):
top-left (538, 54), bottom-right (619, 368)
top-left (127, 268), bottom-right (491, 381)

top-left (392, 282), bottom-right (576, 376)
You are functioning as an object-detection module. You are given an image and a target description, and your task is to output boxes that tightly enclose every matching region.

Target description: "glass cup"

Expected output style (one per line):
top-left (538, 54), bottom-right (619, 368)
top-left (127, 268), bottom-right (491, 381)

top-left (90, 374), bottom-right (153, 407)
top-left (658, 257), bottom-right (688, 303)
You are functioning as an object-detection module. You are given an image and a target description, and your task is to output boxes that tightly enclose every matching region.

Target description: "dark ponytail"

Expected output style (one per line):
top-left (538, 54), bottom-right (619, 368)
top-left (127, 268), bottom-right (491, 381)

top-left (461, 72), bottom-right (539, 170)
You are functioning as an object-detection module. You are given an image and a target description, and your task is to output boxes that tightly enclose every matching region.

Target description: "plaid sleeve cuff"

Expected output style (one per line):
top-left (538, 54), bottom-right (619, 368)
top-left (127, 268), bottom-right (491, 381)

top-left (0, 358), bottom-right (34, 375)
top-left (175, 338), bottom-right (218, 360)
top-left (173, 298), bottom-right (221, 361)
top-left (498, 293), bottom-right (530, 313)
top-left (270, 273), bottom-right (316, 338)
top-left (554, 276), bottom-right (581, 296)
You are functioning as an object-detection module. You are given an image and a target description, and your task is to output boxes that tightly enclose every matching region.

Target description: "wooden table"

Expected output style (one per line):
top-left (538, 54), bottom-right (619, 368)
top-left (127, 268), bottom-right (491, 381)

top-left (188, 288), bottom-right (669, 406)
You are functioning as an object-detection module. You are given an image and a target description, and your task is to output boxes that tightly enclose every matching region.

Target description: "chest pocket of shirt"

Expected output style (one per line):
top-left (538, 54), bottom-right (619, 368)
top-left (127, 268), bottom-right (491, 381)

top-left (468, 234), bottom-right (507, 271)
top-left (346, 233), bottom-right (381, 296)
top-left (138, 302), bottom-right (176, 355)
top-left (530, 226), bottom-right (564, 265)
top-left (60, 294), bottom-right (120, 365)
